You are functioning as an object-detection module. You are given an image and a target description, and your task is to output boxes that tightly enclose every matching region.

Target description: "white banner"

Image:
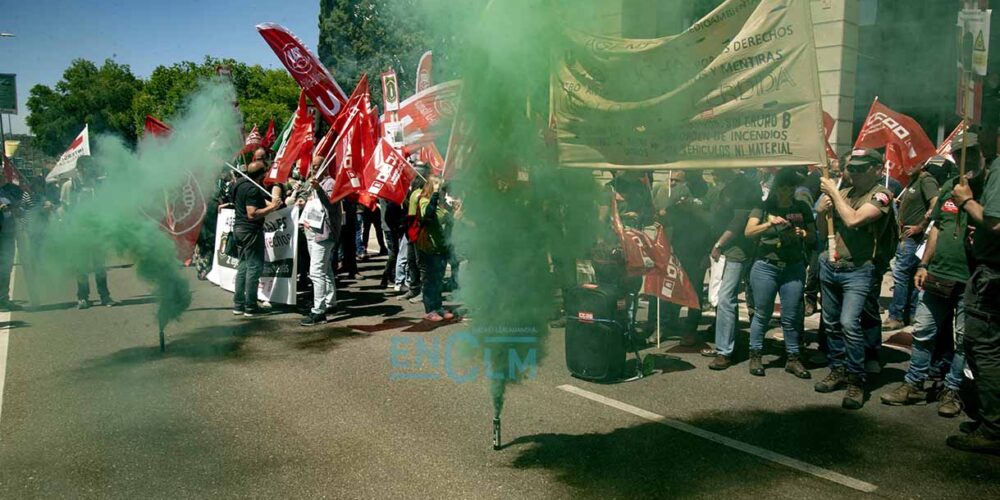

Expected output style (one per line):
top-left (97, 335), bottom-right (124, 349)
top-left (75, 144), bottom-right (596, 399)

top-left (47, 125), bottom-right (90, 182)
top-left (207, 206), bottom-right (300, 305)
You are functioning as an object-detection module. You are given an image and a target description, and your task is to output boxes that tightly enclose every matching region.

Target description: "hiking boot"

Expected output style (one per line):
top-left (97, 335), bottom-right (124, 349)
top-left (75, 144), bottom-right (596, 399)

top-left (842, 376), bottom-right (866, 410)
top-left (709, 355), bottom-right (732, 371)
top-left (77, 300), bottom-right (90, 310)
top-left (815, 366), bottom-right (848, 393)
top-left (300, 313), bottom-right (328, 327)
top-left (946, 429), bottom-right (1000, 456)
top-left (937, 389), bottom-right (964, 418)
top-left (882, 318), bottom-right (906, 331)
top-left (749, 349), bottom-right (765, 377)
top-left (880, 382), bottom-right (927, 406)
top-left (785, 354), bottom-right (811, 379)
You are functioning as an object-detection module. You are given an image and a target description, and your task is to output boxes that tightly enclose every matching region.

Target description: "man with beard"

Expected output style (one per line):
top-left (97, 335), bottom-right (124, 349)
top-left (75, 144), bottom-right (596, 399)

top-left (232, 161), bottom-right (281, 317)
top-left (814, 149), bottom-right (894, 409)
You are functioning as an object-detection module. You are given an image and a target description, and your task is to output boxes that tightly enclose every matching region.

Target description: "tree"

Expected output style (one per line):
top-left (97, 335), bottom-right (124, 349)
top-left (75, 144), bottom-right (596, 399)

top-left (317, 0), bottom-right (486, 105)
top-left (131, 57), bottom-right (300, 137)
top-left (26, 59), bottom-right (143, 156)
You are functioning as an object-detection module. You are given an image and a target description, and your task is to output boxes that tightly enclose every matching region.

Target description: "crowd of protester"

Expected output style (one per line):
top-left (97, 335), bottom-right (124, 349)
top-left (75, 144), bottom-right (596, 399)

top-left (1, 126), bottom-right (997, 456)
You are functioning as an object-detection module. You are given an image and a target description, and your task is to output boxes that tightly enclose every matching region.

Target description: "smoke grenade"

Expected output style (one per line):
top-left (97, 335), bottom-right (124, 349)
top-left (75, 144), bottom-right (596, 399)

top-left (492, 416), bottom-right (501, 450)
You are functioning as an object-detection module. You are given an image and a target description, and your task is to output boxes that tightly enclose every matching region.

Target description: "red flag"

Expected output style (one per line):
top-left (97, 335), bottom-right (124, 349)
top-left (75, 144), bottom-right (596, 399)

top-left (261, 119), bottom-right (277, 149)
top-left (442, 100), bottom-right (474, 179)
top-left (420, 143), bottom-right (445, 174)
top-left (2, 156), bottom-right (28, 192)
top-left (936, 120), bottom-right (968, 163)
top-left (854, 99), bottom-right (936, 177)
top-left (642, 225), bottom-right (701, 309)
top-left (239, 125), bottom-right (262, 156)
top-left (257, 23), bottom-right (348, 125)
top-left (140, 115), bottom-right (207, 262)
top-left (144, 115), bottom-right (172, 137)
top-left (363, 139), bottom-right (416, 205)
top-left (885, 143), bottom-right (907, 184)
top-left (822, 111), bottom-right (838, 164)
top-left (328, 74), bottom-right (371, 144)
top-left (415, 51), bottom-right (433, 93)
top-left (330, 112), bottom-right (366, 202)
top-left (385, 80), bottom-right (461, 148)
top-left (266, 92), bottom-right (313, 185)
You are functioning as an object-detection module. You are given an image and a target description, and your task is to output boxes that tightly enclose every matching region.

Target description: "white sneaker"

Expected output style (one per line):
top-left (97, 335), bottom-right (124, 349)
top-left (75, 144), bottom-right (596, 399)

top-left (865, 359), bottom-right (882, 374)
top-left (393, 284), bottom-right (402, 292)
top-left (260, 301), bottom-right (273, 310)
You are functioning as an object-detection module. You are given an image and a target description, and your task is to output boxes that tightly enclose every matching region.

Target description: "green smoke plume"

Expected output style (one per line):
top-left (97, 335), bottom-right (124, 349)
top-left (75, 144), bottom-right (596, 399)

top-left (42, 81), bottom-right (242, 331)
top-left (409, 0), bottom-right (603, 415)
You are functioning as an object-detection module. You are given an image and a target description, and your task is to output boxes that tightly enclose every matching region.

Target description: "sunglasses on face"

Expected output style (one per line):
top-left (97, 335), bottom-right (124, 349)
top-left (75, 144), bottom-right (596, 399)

top-left (845, 162), bottom-right (875, 173)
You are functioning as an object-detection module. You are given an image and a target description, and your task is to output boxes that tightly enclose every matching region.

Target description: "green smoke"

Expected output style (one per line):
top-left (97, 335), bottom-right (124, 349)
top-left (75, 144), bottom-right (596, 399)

top-left (410, 0), bottom-right (603, 415)
top-left (42, 81), bottom-right (242, 331)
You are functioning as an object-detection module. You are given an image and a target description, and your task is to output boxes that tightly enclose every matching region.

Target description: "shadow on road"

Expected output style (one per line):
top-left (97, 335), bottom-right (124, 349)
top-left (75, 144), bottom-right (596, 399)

top-left (74, 319), bottom-right (368, 374)
top-left (507, 406), bottom-right (999, 498)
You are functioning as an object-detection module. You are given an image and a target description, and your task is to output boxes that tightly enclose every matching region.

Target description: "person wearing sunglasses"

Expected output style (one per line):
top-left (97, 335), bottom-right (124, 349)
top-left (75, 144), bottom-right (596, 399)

top-left (813, 149), bottom-right (895, 410)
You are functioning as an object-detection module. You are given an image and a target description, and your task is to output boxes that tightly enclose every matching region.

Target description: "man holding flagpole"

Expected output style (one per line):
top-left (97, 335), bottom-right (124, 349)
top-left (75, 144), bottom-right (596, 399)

top-left (232, 160), bottom-right (281, 317)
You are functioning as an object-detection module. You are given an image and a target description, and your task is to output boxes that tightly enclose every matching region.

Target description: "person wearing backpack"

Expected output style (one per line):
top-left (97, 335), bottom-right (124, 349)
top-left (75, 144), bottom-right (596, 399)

top-left (743, 168), bottom-right (815, 378)
top-left (415, 177), bottom-right (454, 322)
top-left (814, 149), bottom-right (894, 410)
top-left (884, 163), bottom-right (941, 331)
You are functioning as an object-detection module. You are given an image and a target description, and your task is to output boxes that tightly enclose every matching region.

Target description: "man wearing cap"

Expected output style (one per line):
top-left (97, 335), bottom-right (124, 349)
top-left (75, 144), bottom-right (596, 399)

top-left (814, 148), bottom-right (895, 409)
top-left (884, 159), bottom-right (941, 331)
top-left (947, 134), bottom-right (1000, 455)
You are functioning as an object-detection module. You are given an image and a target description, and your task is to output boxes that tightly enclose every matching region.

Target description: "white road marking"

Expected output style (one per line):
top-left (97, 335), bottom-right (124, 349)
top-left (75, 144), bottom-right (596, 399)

top-left (557, 384), bottom-right (878, 494)
top-left (0, 269), bottom-right (14, 427)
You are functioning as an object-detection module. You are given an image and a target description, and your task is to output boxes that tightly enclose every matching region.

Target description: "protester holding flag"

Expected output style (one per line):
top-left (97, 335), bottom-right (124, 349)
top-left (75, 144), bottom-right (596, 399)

top-left (885, 163), bottom-right (941, 331)
top-left (945, 139), bottom-right (1000, 455)
top-left (743, 168), bottom-right (815, 379)
top-left (814, 149), bottom-right (895, 410)
top-left (232, 161), bottom-right (281, 317)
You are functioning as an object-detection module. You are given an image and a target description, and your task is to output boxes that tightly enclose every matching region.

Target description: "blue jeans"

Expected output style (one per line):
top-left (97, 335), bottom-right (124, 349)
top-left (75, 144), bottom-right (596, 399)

top-left (749, 260), bottom-right (805, 354)
top-left (419, 251), bottom-right (447, 314)
top-left (821, 258), bottom-right (876, 380)
top-left (907, 287), bottom-right (966, 391)
top-left (713, 259), bottom-right (746, 356)
top-left (395, 236), bottom-right (409, 287)
top-left (888, 238), bottom-right (921, 322)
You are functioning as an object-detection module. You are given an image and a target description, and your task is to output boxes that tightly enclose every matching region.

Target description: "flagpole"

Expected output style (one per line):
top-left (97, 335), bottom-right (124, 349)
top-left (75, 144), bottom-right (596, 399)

top-left (224, 162), bottom-right (274, 199)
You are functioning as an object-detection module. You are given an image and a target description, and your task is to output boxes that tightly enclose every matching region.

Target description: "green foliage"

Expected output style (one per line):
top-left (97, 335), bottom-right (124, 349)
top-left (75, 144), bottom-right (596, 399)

top-left (26, 57), bottom-right (299, 156)
top-left (131, 57), bottom-right (299, 137)
top-left (26, 59), bottom-right (143, 156)
top-left (317, 0), bottom-right (486, 104)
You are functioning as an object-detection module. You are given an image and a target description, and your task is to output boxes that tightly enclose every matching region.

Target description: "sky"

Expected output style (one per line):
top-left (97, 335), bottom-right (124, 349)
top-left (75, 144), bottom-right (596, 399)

top-left (1, 0), bottom-right (321, 136)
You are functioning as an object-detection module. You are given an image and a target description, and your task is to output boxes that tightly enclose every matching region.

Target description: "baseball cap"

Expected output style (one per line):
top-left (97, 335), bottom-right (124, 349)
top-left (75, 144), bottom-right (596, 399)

top-left (846, 148), bottom-right (884, 168)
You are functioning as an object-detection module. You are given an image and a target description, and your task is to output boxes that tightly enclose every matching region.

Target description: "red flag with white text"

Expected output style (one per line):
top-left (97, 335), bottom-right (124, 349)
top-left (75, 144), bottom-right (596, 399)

top-left (363, 139), bottom-right (416, 205)
top-left (936, 120), bottom-right (968, 163)
top-left (330, 112), bottom-right (366, 202)
top-left (385, 80), bottom-right (461, 148)
top-left (257, 23), bottom-right (348, 125)
top-left (261, 119), bottom-right (277, 149)
top-left (854, 99), bottom-right (936, 177)
top-left (642, 225), bottom-right (701, 309)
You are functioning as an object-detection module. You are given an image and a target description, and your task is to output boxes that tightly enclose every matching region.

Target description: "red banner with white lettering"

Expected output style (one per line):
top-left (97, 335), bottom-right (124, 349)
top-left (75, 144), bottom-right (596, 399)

top-left (142, 116), bottom-right (207, 262)
top-left (854, 99), bottom-right (936, 177)
top-left (642, 225), bottom-right (701, 309)
top-left (331, 112), bottom-right (367, 202)
top-left (387, 80), bottom-right (461, 148)
top-left (415, 51), bottom-right (433, 93)
top-left (257, 23), bottom-right (349, 125)
top-left (363, 139), bottom-right (416, 205)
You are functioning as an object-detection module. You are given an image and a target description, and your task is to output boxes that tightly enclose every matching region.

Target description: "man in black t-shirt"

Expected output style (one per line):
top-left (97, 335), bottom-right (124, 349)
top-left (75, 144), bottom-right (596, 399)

top-left (885, 165), bottom-right (940, 330)
top-left (232, 161), bottom-right (280, 316)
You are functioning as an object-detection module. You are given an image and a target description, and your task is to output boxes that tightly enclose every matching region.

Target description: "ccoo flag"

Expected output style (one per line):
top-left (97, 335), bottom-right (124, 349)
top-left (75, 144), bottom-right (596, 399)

top-left (46, 124), bottom-right (90, 182)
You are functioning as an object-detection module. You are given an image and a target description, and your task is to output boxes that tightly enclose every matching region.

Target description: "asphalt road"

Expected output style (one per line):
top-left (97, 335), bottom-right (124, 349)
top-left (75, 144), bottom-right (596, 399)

top-left (0, 257), bottom-right (998, 499)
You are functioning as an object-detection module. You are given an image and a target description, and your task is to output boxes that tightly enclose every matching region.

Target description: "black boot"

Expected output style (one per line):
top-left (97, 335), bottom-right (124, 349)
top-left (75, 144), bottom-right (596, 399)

top-left (749, 349), bottom-right (765, 377)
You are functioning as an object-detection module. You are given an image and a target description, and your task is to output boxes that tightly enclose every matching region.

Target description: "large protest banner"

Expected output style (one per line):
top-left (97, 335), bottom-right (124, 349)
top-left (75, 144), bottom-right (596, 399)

top-left (207, 206), bottom-right (300, 305)
top-left (552, 0), bottom-right (826, 170)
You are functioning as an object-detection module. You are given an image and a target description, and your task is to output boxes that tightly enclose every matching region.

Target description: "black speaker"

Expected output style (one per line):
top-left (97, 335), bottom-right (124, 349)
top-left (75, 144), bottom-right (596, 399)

top-left (565, 285), bottom-right (628, 381)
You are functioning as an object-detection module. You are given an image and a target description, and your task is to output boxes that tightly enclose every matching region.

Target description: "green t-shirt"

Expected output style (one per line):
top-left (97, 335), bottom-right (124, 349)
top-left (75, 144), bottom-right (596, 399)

top-left (898, 172), bottom-right (940, 228)
top-left (749, 200), bottom-right (815, 264)
top-left (722, 209), bottom-right (754, 262)
top-left (928, 178), bottom-right (970, 282)
top-left (973, 163), bottom-right (1000, 269)
top-left (829, 185), bottom-right (893, 264)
